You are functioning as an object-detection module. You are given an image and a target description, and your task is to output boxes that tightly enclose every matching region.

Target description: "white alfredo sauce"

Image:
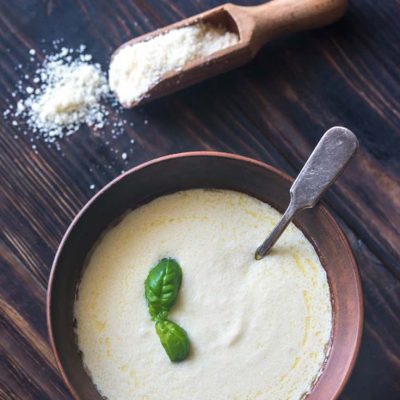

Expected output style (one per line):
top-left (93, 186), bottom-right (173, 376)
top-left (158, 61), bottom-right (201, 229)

top-left (75, 189), bottom-right (332, 400)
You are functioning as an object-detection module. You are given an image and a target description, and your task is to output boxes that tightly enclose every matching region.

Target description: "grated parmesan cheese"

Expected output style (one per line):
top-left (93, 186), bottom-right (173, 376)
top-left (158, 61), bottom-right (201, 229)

top-left (109, 23), bottom-right (239, 106)
top-left (11, 47), bottom-right (111, 142)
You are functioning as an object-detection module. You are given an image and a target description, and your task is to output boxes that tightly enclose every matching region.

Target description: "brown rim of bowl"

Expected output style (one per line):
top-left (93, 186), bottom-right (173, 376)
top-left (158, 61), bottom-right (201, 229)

top-left (47, 151), bottom-right (364, 400)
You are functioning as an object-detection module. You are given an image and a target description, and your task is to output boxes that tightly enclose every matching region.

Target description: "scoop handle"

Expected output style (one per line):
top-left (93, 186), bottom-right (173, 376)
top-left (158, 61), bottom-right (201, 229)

top-left (245, 0), bottom-right (347, 46)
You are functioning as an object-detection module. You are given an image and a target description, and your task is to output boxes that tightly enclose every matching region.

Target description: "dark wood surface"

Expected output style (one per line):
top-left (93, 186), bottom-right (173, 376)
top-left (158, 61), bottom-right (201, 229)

top-left (0, 0), bottom-right (399, 399)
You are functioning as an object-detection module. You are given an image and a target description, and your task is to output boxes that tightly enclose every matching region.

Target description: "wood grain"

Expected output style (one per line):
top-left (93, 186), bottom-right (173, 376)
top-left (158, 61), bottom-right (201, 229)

top-left (0, 0), bottom-right (399, 399)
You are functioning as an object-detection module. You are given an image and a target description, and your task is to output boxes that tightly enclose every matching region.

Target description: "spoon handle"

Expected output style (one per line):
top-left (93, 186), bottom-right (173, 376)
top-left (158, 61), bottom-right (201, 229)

top-left (245, 0), bottom-right (347, 47)
top-left (255, 126), bottom-right (358, 260)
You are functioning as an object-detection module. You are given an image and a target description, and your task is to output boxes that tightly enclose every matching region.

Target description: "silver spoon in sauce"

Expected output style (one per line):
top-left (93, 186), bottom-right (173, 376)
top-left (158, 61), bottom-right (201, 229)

top-left (255, 126), bottom-right (358, 260)
top-left (112, 0), bottom-right (347, 107)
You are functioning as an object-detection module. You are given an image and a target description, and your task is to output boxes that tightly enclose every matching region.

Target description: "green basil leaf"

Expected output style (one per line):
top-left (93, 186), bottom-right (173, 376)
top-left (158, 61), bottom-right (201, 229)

top-left (155, 319), bottom-right (190, 362)
top-left (144, 258), bottom-right (182, 319)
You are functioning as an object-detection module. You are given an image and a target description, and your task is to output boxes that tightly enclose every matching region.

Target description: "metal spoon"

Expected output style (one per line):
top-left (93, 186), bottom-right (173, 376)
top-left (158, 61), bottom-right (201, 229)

top-left (255, 126), bottom-right (358, 260)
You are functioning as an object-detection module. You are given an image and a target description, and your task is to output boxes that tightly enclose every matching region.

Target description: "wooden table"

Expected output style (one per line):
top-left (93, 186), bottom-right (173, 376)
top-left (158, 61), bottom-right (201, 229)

top-left (1, 1), bottom-right (399, 399)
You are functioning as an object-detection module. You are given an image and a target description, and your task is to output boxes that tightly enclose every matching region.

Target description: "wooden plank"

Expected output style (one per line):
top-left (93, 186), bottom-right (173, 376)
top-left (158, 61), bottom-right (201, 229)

top-left (0, 244), bottom-right (70, 399)
top-left (0, 0), bottom-right (399, 399)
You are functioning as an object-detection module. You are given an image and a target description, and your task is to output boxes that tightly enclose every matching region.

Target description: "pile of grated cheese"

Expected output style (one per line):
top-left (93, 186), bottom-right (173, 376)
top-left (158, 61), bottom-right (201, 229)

top-left (13, 47), bottom-right (111, 141)
top-left (109, 23), bottom-right (239, 107)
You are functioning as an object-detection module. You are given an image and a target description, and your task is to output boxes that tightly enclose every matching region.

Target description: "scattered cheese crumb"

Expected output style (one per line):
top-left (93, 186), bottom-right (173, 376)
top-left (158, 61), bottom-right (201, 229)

top-left (15, 53), bottom-right (110, 140)
top-left (109, 23), bottom-right (238, 106)
top-left (121, 152), bottom-right (127, 160)
top-left (4, 44), bottom-right (135, 162)
top-left (5, 47), bottom-right (117, 143)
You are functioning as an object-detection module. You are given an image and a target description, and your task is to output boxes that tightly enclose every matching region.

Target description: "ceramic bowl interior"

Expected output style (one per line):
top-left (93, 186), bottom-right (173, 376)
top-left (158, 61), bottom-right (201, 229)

top-left (47, 152), bottom-right (363, 400)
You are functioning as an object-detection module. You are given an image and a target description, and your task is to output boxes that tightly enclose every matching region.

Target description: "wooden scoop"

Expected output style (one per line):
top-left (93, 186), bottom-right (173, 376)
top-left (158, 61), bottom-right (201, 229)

top-left (113, 0), bottom-right (347, 107)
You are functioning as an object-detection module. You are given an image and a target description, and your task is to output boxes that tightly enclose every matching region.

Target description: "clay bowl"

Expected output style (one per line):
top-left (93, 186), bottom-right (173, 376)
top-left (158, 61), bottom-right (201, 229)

top-left (47, 151), bottom-right (363, 400)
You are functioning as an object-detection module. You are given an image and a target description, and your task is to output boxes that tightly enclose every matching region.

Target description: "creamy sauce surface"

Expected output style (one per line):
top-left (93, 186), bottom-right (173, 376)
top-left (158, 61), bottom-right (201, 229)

top-left (75, 189), bottom-right (332, 400)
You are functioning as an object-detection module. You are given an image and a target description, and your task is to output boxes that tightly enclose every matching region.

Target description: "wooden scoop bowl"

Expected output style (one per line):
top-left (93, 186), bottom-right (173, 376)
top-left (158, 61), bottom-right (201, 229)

top-left (113, 0), bottom-right (347, 107)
